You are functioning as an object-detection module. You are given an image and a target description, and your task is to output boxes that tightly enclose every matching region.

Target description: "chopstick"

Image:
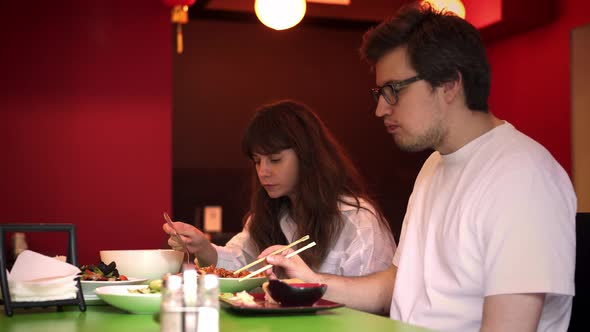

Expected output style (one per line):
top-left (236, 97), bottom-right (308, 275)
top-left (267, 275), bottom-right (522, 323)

top-left (163, 212), bottom-right (183, 243)
top-left (238, 241), bottom-right (316, 282)
top-left (163, 212), bottom-right (191, 265)
top-left (233, 235), bottom-right (310, 275)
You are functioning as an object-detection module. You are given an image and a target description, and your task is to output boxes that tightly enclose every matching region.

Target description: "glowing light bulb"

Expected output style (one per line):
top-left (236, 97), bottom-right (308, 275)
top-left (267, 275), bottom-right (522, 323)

top-left (422, 0), bottom-right (466, 19)
top-left (254, 0), bottom-right (307, 30)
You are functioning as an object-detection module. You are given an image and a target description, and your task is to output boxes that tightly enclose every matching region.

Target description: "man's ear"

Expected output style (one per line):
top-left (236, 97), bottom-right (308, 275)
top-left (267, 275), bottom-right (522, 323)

top-left (442, 71), bottom-right (463, 103)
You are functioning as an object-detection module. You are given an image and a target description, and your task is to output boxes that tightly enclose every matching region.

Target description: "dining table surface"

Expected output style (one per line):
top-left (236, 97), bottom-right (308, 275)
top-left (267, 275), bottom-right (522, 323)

top-left (1, 302), bottom-right (436, 332)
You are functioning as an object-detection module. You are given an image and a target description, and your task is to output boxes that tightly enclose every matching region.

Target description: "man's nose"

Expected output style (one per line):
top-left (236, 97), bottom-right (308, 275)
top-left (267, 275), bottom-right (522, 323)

top-left (375, 97), bottom-right (393, 118)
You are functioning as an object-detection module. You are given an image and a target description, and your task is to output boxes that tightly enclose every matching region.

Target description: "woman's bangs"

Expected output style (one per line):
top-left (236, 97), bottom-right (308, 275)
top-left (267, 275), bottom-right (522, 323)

top-left (242, 119), bottom-right (291, 157)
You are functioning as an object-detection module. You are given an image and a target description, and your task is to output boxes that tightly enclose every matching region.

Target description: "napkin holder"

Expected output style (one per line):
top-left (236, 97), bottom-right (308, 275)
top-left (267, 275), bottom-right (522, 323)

top-left (0, 223), bottom-right (86, 317)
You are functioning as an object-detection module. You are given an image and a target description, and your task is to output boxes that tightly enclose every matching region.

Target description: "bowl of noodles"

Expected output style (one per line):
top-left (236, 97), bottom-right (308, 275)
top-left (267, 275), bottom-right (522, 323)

top-left (198, 265), bottom-right (267, 293)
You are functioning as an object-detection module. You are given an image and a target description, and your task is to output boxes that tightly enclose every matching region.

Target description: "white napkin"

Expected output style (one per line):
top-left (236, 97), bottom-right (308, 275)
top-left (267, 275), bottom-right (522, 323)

top-left (5, 250), bottom-right (80, 302)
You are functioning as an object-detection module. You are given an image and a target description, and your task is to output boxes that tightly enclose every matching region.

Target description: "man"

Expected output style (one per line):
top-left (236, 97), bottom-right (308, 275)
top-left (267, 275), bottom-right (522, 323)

top-left (262, 4), bottom-right (576, 332)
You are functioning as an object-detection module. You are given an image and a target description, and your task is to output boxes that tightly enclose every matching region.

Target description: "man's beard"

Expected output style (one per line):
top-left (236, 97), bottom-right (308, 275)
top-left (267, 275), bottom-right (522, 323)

top-left (394, 123), bottom-right (445, 152)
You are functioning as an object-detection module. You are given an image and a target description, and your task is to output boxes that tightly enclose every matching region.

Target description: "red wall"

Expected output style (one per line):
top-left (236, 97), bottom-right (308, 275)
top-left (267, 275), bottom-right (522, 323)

top-left (487, 0), bottom-right (590, 174)
top-left (1, 0), bottom-right (586, 266)
top-left (0, 1), bottom-right (173, 264)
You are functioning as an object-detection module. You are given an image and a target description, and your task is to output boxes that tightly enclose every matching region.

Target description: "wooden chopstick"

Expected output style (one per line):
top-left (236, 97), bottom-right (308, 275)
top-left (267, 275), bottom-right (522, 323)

top-left (238, 241), bottom-right (316, 282)
top-left (233, 235), bottom-right (310, 275)
top-left (163, 212), bottom-right (183, 244)
top-left (164, 212), bottom-right (192, 265)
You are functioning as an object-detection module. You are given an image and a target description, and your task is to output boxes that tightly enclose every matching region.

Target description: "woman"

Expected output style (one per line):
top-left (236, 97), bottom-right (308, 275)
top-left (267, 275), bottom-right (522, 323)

top-left (164, 100), bottom-right (396, 276)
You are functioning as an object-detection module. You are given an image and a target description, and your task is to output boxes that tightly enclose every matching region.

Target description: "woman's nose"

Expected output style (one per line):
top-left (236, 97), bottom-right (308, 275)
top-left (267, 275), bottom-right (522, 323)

top-left (257, 160), bottom-right (271, 177)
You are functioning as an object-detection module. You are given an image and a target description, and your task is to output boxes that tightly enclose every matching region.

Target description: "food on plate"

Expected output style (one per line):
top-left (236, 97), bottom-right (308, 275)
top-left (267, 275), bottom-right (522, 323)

top-left (148, 279), bottom-right (163, 292)
top-left (127, 279), bottom-right (163, 294)
top-left (219, 292), bottom-right (234, 300)
top-left (54, 255), bottom-right (67, 262)
top-left (224, 291), bottom-right (257, 306)
top-left (79, 261), bottom-right (128, 281)
top-left (262, 278), bottom-right (303, 304)
top-left (197, 265), bottom-right (264, 278)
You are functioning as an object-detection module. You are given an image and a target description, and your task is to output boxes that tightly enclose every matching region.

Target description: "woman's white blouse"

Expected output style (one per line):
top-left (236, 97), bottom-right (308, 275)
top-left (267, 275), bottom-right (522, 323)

top-left (214, 199), bottom-right (397, 276)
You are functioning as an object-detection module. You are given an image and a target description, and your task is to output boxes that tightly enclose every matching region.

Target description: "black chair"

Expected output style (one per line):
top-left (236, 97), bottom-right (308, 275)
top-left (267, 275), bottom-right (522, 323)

top-left (0, 223), bottom-right (86, 317)
top-left (569, 212), bottom-right (589, 331)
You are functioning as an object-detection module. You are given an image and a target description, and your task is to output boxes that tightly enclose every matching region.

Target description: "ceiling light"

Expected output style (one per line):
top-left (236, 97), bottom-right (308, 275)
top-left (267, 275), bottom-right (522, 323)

top-left (307, 0), bottom-right (350, 4)
top-left (422, 0), bottom-right (466, 19)
top-left (254, 0), bottom-right (307, 30)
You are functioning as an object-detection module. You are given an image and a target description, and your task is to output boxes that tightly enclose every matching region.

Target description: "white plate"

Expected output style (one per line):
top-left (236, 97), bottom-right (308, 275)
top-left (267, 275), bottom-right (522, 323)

top-left (81, 278), bottom-right (148, 296)
top-left (95, 285), bottom-right (161, 314)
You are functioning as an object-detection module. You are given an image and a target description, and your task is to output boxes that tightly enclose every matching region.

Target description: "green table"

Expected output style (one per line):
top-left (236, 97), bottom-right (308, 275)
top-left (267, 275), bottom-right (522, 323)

top-left (1, 304), bottom-right (434, 332)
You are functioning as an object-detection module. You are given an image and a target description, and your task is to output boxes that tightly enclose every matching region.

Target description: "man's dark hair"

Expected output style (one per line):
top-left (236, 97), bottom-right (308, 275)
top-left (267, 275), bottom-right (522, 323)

top-left (360, 3), bottom-right (490, 112)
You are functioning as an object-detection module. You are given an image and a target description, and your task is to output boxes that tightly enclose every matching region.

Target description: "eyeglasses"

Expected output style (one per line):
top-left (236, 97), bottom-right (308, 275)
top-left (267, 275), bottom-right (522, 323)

top-left (371, 75), bottom-right (422, 106)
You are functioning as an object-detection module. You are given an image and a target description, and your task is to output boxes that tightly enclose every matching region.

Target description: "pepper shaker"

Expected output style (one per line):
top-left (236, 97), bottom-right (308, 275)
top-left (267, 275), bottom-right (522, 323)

top-left (197, 274), bottom-right (219, 332)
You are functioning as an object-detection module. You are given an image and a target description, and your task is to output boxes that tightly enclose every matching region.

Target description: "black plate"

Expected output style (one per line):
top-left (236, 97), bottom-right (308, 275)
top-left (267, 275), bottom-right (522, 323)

top-left (220, 293), bottom-right (344, 314)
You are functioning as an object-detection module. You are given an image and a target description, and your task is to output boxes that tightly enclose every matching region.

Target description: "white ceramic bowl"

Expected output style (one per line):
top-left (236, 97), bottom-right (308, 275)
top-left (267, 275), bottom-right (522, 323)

top-left (99, 249), bottom-right (184, 280)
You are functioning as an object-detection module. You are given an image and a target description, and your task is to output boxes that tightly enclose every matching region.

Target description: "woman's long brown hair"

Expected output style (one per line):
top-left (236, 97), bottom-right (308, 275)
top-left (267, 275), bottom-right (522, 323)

top-left (241, 100), bottom-right (390, 269)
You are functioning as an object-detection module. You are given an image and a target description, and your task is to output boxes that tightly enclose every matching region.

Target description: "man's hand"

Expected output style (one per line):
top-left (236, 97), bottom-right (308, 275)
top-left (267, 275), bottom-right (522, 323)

top-left (259, 244), bottom-right (396, 315)
top-left (258, 245), bottom-right (319, 282)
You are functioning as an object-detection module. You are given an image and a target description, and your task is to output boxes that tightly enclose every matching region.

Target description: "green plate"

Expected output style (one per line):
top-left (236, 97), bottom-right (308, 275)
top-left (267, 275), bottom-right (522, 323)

top-left (219, 277), bottom-right (267, 293)
top-left (95, 285), bottom-right (161, 314)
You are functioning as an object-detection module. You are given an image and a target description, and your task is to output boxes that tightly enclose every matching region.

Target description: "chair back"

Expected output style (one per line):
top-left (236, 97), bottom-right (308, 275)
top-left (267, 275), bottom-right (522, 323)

top-left (569, 212), bottom-right (589, 331)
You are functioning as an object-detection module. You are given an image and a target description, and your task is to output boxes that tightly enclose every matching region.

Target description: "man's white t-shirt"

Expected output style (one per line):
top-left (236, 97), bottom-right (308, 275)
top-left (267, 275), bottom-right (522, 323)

top-left (215, 198), bottom-right (396, 276)
top-left (390, 122), bottom-right (576, 332)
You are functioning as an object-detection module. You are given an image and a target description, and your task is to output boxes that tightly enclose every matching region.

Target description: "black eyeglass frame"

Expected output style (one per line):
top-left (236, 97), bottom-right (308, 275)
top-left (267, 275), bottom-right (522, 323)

top-left (371, 75), bottom-right (423, 105)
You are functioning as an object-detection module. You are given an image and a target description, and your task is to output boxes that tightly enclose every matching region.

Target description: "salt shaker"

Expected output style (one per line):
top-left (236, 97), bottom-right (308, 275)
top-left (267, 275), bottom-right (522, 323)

top-left (160, 274), bottom-right (183, 332)
top-left (183, 265), bottom-right (198, 332)
top-left (197, 274), bottom-right (219, 332)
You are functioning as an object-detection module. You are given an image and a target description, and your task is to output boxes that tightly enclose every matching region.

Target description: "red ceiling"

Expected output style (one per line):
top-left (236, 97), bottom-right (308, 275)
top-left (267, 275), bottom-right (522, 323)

top-left (201, 0), bottom-right (557, 42)
top-left (206, 0), bottom-right (500, 28)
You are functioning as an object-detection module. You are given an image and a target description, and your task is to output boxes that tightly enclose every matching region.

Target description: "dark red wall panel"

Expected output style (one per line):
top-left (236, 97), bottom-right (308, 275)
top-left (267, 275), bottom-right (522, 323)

top-left (0, 1), bottom-right (173, 264)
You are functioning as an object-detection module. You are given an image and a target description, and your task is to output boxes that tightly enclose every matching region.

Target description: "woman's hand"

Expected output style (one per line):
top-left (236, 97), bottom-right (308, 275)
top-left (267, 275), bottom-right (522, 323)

top-left (258, 245), bottom-right (319, 282)
top-left (162, 221), bottom-right (218, 266)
